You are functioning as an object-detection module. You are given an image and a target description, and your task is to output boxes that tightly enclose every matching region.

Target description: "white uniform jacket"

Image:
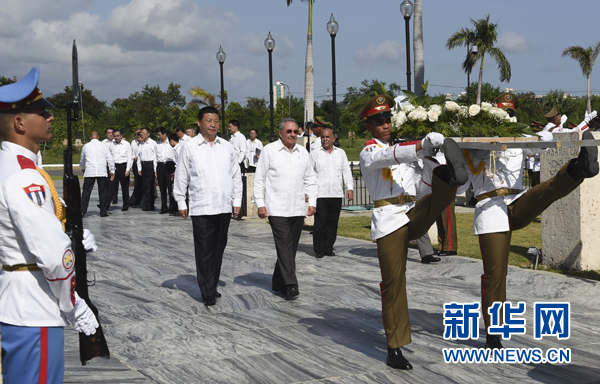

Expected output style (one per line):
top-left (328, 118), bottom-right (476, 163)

top-left (0, 142), bottom-right (76, 326)
top-left (465, 146), bottom-right (544, 235)
top-left (360, 138), bottom-right (420, 240)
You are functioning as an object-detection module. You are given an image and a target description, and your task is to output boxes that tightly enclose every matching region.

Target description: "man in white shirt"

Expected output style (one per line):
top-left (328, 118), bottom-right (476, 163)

top-left (128, 130), bottom-right (144, 208)
top-left (136, 127), bottom-right (158, 211)
top-left (228, 120), bottom-right (247, 173)
top-left (104, 128), bottom-right (132, 212)
top-left (310, 128), bottom-right (353, 258)
top-left (102, 127), bottom-right (117, 203)
top-left (254, 117), bottom-right (317, 298)
top-left (80, 131), bottom-right (115, 217)
top-left (246, 128), bottom-right (263, 173)
top-left (174, 106), bottom-right (242, 307)
top-left (174, 123), bottom-right (189, 146)
top-left (156, 127), bottom-right (177, 214)
top-left (186, 127), bottom-right (195, 138)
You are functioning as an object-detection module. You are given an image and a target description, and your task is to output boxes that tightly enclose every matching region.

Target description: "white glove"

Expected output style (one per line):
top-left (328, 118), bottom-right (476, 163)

top-left (585, 110), bottom-right (597, 123)
top-left (82, 229), bottom-right (97, 252)
top-left (421, 132), bottom-right (444, 150)
top-left (64, 293), bottom-right (99, 336)
top-left (536, 131), bottom-right (553, 142)
top-left (560, 115), bottom-right (568, 127)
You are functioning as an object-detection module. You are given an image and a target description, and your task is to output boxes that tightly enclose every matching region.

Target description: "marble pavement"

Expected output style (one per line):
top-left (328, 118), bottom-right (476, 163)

top-left (56, 186), bottom-right (600, 384)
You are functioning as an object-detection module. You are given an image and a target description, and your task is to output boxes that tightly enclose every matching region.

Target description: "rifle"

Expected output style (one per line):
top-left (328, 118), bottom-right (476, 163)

top-left (63, 39), bottom-right (110, 365)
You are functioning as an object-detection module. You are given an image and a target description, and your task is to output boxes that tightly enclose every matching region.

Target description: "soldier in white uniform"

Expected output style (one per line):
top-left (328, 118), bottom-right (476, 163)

top-left (463, 130), bottom-right (598, 349)
top-left (359, 94), bottom-right (468, 370)
top-left (0, 68), bottom-right (98, 384)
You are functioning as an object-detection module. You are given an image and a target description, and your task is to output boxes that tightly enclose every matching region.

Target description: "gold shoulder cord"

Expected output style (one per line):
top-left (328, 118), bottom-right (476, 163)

top-left (378, 144), bottom-right (394, 193)
top-left (37, 167), bottom-right (66, 230)
top-left (464, 149), bottom-right (487, 176)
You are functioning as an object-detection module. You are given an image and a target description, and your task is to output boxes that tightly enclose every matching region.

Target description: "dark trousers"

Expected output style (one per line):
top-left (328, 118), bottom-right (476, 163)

top-left (140, 162), bottom-right (155, 210)
top-left (313, 197), bottom-right (343, 254)
top-left (268, 216), bottom-right (304, 289)
top-left (129, 162), bottom-right (144, 206)
top-left (527, 169), bottom-right (541, 187)
top-left (157, 162), bottom-right (175, 212)
top-left (191, 213), bottom-right (231, 301)
top-left (377, 167), bottom-right (457, 348)
top-left (104, 163), bottom-right (129, 211)
top-left (81, 176), bottom-right (108, 216)
top-left (247, 166), bottom-right (256, 173)
top-left (436, 198), bottom-right (457, 252)
top-left (479, 162), bottom-right (579, 329)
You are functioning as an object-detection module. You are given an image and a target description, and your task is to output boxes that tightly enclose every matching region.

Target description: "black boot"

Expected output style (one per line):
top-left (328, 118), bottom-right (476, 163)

top-left (442, 138), bottom-right (468, 188)
top-left (386, 347), bottom-right (413, 370)
top-left (484, 334), bottom-right (503, 349)
top-left (567, 131), bottom-right (599, 183)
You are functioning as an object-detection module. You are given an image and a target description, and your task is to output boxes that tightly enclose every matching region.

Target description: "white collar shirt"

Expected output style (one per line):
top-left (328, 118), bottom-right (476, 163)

top-left (80, 139), bottom-right (115, 177)
top-left (177, 134), bottom-right (189, 145)
top-left (156, 139), bottom-right (176, 163)
top-left (0, 142), bottom-right (76, 326)
top-left (136, 138), bottom-right (158, 172)
top-left (310, 137), bottom-right (321, 151)
top-left (109, 140), bottom-right (133, 171)
top-left (253, 139), bottom-right (317, 217)
top-left (310, 146), bottom-right (354, 198)
top-left (172, 143), bottom-right (182, 164)
top-left (173, 135), bottom-right (242, 215)
top-left (230, 131), bottom-right (247, 164)
top-left (246, 138), bottom-right (264, 167)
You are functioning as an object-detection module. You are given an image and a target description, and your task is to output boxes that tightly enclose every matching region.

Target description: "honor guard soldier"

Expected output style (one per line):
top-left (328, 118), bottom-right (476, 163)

top-left (0, 68), bottom-right (99, 384)
top-left (359, 94), bottom-right (469, 370)
top-left (463, 130), bottom-right (598, 348)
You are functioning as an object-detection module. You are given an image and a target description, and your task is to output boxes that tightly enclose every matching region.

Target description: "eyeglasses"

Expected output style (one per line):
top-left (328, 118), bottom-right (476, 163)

top-left (284, 129), bottom-right (300, 135)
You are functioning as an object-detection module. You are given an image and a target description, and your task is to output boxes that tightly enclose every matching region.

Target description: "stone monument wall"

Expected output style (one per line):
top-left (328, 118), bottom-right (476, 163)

top-left (540, 131), bottom-right (600, 270)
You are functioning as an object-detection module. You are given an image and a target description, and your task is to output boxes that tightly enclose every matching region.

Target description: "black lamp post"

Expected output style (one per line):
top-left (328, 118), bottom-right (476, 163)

top-left (466, 33), bottom-right (478, 105)
top-left (327, 14), bottom-right (340, 147)
top-left (216, 46), bottom-right (227, 139)
top-left (265, 32), bottom-right (276, 142)
top-left (400, 0), bottom-right (414, 92)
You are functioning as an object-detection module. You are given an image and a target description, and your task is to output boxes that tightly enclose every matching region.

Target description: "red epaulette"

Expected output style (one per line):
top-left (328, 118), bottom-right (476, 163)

top-left (366, 140), bottom-right (377, 146)
top-left (397, 140), bottom-right (421, 146)
top-left (17, 155), bottom-right (36, 170)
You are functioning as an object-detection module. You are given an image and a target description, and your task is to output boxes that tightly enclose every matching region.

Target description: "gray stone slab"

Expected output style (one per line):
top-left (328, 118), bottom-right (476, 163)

top-left (55, 183), bottom-right (600, 383)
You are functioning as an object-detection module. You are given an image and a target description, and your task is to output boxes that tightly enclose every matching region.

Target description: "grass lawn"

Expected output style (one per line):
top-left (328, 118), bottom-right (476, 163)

top-left (336, 212), bottom-right (600, 281)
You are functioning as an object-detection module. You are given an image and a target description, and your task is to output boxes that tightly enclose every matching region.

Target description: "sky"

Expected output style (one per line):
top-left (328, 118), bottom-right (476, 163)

top-left (1, 0), bottom-right (599, 107)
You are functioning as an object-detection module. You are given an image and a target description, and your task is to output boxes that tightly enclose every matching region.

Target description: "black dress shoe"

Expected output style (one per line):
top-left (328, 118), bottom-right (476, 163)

top-left (435, 250), bottom-right (457, 256)
top-left (386, 348), bottom-right (413, 370)
top-left (567, 131), bottom-right (599, 182)
top-left (286, 286), bottom-right (299, 297)
top-left (112, 200), bottom-right (118, 204)
top-left (325, 251), bottom-right (336, 256)
top-left (216, 292), bottom-right (222, 298)
top-left (159, 209), bottom-right (169, 214)
top-left (130, 204), bottom-right (137, 208)
top-left (442, 138), bottom-right (468, 188)
top-left (315, 253), bottom-right (325, 258)
top-left (484, 334), bottom-right (503, 349)
top-left (272, 285), bottom-right (285, 293)
top-left (100, 213), bottom-right (109, 217)
top-left (421, 254), bottom-right (441, 264)
top-left (204, 297), bottom-right (217, 307)
top-left (121, 207), bottom-right (129, 211)
top-left (97, 204), bottom-right (100, 208)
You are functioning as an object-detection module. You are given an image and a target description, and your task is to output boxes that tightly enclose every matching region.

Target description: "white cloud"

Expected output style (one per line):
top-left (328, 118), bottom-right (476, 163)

top-left (497, 32), bottom-right (528, 52)
top-left (354, 40), bottom-right (403, 67)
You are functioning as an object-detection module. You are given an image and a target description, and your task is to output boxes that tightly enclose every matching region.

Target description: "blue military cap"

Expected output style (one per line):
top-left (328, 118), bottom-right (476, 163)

top-left (0, 67), bottom-right (53, 112)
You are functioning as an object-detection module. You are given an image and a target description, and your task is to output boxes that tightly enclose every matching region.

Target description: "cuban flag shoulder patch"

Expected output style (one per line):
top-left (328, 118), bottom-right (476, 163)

top-left (23, 183), bottom-right (46, 207)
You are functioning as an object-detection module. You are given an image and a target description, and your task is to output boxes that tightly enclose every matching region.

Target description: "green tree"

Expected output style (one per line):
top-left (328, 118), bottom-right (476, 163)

top-left (188, 87), bottom-right (228, 108)
top-left (47, 85), bottom-right (107, 119)
top-left (0, 76), bottom-right (15, 86)
top-left (446, 14), bottom-right (511, 104)
top-left (562, 40), bottom-right (600, 113)
top-left (287, 0), bottom-right (315, 123)
top-left (455, 82), bottom-right (500, 104)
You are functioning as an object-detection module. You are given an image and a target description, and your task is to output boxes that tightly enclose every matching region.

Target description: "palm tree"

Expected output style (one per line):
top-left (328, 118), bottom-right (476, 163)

top-left (413, 0), bottom-right (425, 96)
top-left (188, 87), bottom-right (228, 108)
top-left (562, 40), bottom-right (600, 113)
top-left (446, 14), bottom-right (511, 104)
top-left (287, 0), bottom-right (314, 123)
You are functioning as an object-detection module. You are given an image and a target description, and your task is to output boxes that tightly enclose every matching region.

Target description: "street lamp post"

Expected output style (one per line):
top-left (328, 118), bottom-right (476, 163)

top-left (467, 33), bottom-right (478, 105)
top-left (400, 0), bottom-right (414, 92)
top-left (216, 46), bottom-right (227, 139)
top-left (265, 32), bottom-right (276, 142)
top-left (327, 14), bottom-right (340, 147)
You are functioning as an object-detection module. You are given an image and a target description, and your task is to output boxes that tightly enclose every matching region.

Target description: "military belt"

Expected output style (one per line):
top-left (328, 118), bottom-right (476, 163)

top-left (374, 194), bottom-right (416, 208)
top-left (2, 264), bottom-right (41, 272)
top-left (476, 188), bottom-right (522, 202)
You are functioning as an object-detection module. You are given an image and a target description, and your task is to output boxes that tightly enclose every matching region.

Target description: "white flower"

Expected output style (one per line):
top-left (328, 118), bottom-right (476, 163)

top-left (445, 101), bottom-right (460, 112)
top-left (480, 102), bottom-right (492, 112)
top-left (408, 106), bottom-right (428, 121)
top-left (399, 103), bottom-right (415, 113)
top-left (428, 108), bottom-right (441, 122)
top-left (509, 116), bottom-right (518, 123)
top-left (468, 104), bottom-right (481, 116)
top-left (459, 106), bottom-right (469, 117)
top-left (429, 104), bottom-right (442, 114)
top-left (391, 110), bottom-right (407, 128)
